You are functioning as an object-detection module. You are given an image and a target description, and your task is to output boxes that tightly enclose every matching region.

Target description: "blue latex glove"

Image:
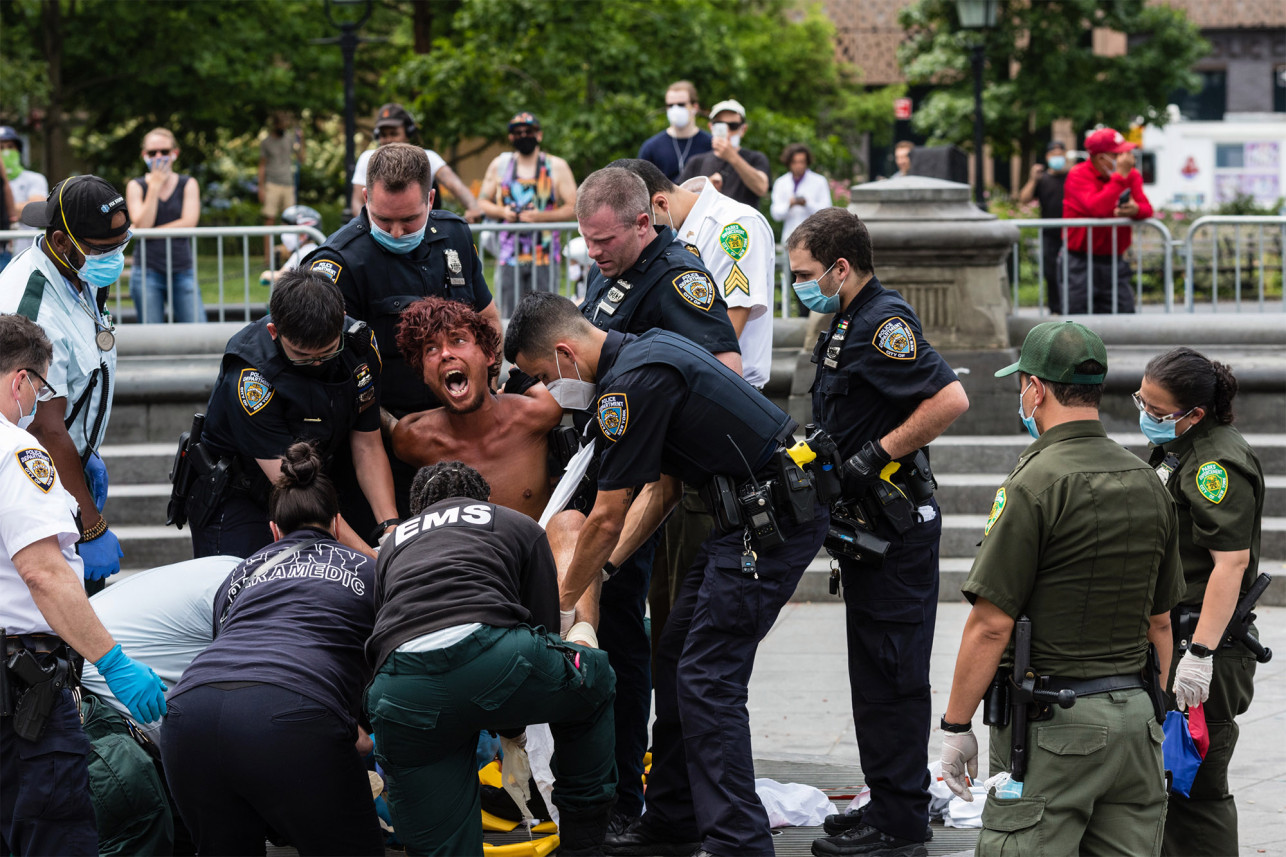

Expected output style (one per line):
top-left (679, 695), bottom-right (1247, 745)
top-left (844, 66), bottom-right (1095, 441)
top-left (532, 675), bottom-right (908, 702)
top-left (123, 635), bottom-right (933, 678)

top-left (78, 527), bottom-right (123, 581)
top-left (94, 644), bottom-right (167, 723)
top-left (84, 452), bottom-right (109, 513)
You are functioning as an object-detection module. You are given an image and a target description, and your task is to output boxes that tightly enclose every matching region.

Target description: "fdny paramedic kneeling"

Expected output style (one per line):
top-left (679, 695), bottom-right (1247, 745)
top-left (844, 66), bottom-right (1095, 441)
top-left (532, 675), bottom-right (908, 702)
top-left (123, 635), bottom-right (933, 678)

top-left (161, 441), bottom-right (384, 856)
top-left (365, 461), bottom-right (617, 856)
top-left (185, 268), bottom-right (398, 558)
top-left (505, 293), bottom-right (829, 857)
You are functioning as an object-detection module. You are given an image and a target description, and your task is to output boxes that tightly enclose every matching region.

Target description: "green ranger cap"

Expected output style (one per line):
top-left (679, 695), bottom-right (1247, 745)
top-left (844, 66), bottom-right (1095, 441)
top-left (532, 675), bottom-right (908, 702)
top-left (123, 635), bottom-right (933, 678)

top-left (995, 320), bottom-right (1108, 384)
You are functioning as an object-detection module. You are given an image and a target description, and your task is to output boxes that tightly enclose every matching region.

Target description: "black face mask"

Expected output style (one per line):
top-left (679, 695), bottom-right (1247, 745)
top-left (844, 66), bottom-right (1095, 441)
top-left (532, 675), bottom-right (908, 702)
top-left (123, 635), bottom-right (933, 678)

top-left (513, 136), bottom-right (538, 155)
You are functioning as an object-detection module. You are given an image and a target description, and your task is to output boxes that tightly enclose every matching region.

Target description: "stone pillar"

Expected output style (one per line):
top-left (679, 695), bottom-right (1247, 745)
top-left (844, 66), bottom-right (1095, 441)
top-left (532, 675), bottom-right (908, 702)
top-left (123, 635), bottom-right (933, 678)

top-left (786, 176), bottom-right (1022, 433)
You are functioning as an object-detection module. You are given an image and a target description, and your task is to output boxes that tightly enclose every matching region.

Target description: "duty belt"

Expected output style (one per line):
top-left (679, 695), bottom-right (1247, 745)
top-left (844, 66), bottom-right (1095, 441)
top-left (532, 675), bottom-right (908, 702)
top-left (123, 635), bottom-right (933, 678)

top-left (1043, 673), bottom-right (1146, 697)
top-left (4, 634), bottom-right (68, 657)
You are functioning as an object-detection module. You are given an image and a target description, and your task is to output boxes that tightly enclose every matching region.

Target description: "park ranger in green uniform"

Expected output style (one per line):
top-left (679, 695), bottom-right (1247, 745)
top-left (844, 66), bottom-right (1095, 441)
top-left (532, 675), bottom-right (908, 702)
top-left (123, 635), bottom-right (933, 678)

top-left (937, 321), bottom-right (1185, 857)
top-left (1136, 347), bottom-right (1264, 857)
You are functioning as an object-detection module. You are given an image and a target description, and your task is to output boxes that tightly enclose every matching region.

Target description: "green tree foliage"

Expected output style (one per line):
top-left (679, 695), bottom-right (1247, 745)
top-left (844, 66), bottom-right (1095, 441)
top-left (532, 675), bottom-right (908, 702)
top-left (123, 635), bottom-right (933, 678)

top-left (896, 0), bottom-right (1208, 162)
top-left (393, 0), bottom-right (902, 185)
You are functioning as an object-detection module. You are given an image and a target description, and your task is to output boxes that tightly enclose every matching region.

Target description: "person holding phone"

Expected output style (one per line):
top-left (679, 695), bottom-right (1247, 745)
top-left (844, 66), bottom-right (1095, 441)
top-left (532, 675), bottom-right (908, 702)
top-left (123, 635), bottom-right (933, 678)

top-left (1057, 127), bottom-right (1152, 314)
top-left (125, 128), bottom-right (203, 323)
top-left (677, 99), bottom-right (770, 208)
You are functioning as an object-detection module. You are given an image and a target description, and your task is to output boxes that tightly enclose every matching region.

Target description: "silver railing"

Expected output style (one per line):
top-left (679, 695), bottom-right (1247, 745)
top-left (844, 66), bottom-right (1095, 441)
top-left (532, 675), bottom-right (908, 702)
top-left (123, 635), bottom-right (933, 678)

top-left (1180, 216), bottom-right (1286, 312)
top-left (1004, 217), bottom-right (1176, 313)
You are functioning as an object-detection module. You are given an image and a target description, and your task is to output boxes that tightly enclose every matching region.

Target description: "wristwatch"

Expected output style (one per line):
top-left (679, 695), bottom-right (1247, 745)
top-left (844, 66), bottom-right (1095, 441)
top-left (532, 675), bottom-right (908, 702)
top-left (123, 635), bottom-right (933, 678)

top-left (940, 717), bottom-right (972, 734)
top-left (1188, 642), bottom-right (1213, 658)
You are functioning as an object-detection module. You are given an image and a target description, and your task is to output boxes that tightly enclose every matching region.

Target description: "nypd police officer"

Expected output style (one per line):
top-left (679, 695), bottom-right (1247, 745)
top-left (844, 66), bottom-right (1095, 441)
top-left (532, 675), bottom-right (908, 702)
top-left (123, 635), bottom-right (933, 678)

top-left (1, 313), bottom-right (166, 857)
top-left (571, 166), bottom-right (743, 833)
top-left (788, 209), bottom-right (969, 857)
top-left (506, 293), bottom-right (827, 857)
top-left (187, 269), bottom-right (397, 559)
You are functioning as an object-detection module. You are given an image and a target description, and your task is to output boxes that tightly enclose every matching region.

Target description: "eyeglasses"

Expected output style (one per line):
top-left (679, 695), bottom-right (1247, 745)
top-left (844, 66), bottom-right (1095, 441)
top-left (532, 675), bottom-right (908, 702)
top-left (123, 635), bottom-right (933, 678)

top-left (23, 368), bottom-right (59, 403)
top-left (281, 336), bottom-right (345, 366)
top-left (81, 231), bottom-right (133, 257)
top-left (144, 149), bottom-right (172, 157)
top-left (1131, 391), bottom-right (1193, 424)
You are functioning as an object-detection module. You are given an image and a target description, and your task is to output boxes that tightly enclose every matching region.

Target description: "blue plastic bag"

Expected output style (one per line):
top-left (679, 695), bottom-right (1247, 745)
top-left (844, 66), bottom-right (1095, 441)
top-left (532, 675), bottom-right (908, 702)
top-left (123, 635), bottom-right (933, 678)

top-left (1163, 710), bottom-right (1203, 797)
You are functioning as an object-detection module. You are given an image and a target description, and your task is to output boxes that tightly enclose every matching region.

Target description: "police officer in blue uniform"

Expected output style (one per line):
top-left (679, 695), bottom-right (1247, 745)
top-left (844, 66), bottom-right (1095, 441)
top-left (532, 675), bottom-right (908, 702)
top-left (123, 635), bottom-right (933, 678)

top-left (186, 269), bottom-right (397, 560)
top-left (569, 166), bottom-right (743, 833)
top-left (788, 209), bottom-right (970, 857)
top-left (506, 293), bottom-right (827, 857)
top-left (305, 142), bottom-right (498, 528)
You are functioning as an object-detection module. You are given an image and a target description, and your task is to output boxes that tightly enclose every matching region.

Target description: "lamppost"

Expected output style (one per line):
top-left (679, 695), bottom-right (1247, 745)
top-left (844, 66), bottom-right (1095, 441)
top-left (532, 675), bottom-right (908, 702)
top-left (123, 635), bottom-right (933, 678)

top-left (956, 0), bottom-right (998, 209)
top-left (320, 0), bottom-right (374, 217)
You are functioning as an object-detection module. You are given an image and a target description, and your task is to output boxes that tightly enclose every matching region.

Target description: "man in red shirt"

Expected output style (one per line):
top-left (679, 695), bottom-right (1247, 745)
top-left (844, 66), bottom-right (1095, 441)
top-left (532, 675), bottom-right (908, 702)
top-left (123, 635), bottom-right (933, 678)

top-left (1058, 127), bottom-right (1153, 314)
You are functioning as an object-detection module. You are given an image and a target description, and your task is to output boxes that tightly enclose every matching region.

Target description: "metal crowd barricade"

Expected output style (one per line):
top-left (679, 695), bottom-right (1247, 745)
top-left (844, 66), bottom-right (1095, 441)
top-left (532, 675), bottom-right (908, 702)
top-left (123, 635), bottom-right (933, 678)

top-left (1180, 215), bottom-right (1286, 312)
top-left (469, 221), bottom-right (581, 317)
top-left (1004, 217), bottom-right (1175, 314)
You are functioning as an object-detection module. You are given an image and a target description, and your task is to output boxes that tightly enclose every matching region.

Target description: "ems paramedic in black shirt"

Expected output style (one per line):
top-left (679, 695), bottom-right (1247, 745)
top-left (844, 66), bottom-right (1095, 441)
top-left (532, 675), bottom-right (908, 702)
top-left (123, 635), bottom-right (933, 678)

top-left (190, 269), bottom-right (397, 560)
top-left (365, 461), bottom-right (617, 857)
top-left (574, 165), bottom-right (743, 832)
top-left (162, 442), bottom-right (384, 857)
top-left (788, 209), bottom-right (969, 857)
top-left (506, 293), bottom-right (828, 857)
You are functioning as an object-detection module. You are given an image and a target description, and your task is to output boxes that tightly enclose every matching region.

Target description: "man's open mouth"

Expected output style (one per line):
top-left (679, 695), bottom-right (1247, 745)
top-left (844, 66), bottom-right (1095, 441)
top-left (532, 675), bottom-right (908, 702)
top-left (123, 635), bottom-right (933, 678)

top-left (443, 369), bottom-right (470, 398)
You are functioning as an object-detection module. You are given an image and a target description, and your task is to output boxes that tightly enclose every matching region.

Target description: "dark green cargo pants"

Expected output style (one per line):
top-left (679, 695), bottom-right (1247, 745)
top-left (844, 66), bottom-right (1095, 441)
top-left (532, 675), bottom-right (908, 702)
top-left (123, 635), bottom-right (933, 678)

top-left (1162, 640), bottom-right (1257, 857)
top-left (979, 689), bottom-right (1167, 857)
top-left (366, 624), bottom-right (616, 856)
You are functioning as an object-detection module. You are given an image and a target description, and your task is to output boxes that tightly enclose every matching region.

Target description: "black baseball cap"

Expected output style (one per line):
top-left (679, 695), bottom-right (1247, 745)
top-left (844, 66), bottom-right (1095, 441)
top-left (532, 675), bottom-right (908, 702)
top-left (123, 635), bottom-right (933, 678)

top-left (374, 103), bottom-right (415, 130)
top-left (996, 321), bottom-right (1108, 384)
top-left (21, 175), bottom-right (130, 240)
top-left (508, 112), bottom-right (540, 131)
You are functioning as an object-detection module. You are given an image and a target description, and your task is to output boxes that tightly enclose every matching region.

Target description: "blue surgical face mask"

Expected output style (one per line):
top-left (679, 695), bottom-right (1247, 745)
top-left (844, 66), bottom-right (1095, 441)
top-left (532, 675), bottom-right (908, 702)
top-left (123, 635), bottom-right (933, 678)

top-left (1047, 155), bottom-right (1066, 171)
top-left (77, 247), bottom-right (125, 288)
top-left (1138, 411), bottom-right (1176, 444)
top-left (369, 216), bottom-right (426, 254)
top-left (793, 261), bottom-right (846, 314)
top-left (1019, 379), bottom-right (1040, 440)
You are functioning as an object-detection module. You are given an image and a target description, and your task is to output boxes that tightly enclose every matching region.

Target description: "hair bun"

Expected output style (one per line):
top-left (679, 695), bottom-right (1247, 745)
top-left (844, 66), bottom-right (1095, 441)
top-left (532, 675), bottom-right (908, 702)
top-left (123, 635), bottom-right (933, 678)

top-left (278, 441), bottom-right (322, 489)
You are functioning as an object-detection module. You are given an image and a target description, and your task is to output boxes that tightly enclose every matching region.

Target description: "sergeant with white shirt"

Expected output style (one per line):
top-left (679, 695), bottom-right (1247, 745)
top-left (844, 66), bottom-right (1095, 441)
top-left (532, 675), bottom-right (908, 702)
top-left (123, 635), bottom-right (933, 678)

top-left (0, 176), bottom-right (127, 587)
top-left (0, 313), bottom-right (167, 857)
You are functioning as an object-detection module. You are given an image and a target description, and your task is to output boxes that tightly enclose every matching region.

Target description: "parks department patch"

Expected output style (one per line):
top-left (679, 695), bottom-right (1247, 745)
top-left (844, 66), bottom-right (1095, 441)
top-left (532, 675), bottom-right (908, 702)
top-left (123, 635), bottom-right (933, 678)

top-left (596, 393), bottom-right (629, 442)
top-left (984, 487), bottom-right (1005, 535)
top-left (872, 317), bottom-right (916, 360)
top-left (16, 448), bottom-right (56, 493)
top-left (673, 270), bottom-right (715, 311)
top-left (719, 223), bottom-right (749, 260)
top-left (238, 368), bottom-right (274, 416)
top-left (1196, 461), bottom-right (1228, 504)
top-left (309, 259), bottom-right (343, 282)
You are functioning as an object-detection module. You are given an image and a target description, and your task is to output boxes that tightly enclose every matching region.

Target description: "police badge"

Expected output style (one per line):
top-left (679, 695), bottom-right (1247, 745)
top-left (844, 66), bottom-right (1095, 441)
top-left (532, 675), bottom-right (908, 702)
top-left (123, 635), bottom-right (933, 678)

top-left (445, 248), bottom-right (462, 274)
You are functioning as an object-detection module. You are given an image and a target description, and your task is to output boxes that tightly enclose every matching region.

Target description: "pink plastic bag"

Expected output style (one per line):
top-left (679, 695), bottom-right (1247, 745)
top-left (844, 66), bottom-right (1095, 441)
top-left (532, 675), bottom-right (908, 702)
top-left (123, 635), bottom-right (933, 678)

top-left (1188, 703), bottom-right (1210, 758)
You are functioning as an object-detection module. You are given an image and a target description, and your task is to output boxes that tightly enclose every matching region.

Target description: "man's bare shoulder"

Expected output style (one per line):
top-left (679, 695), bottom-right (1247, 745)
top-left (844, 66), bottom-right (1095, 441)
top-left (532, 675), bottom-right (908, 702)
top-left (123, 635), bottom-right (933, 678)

top-left (391, 410), bottom-right (449, 464)
top-left (496, 390), bottom-right (563, 435)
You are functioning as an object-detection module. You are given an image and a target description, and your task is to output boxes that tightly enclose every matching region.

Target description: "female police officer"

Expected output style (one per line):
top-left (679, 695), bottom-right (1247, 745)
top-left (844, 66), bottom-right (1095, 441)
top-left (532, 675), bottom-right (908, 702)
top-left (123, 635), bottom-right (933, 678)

top-left (161, 441), bottom-right (383, 856)
top-left (1137, 347), bottom-right (1265, 857)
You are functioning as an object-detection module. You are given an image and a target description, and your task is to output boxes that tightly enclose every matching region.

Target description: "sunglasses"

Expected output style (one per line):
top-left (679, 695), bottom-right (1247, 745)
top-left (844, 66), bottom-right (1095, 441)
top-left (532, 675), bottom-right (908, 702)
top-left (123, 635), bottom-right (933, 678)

top-left (1131, 391), bottom-right (1193, 424)
top-left (145, 149), bottom-right (172, 157)
top-left (79, 232), bottom-right (133, 257)
top-left (23, 368), bottom-right (59, 403)
top-left (666, 101), bottom-right (691, 108)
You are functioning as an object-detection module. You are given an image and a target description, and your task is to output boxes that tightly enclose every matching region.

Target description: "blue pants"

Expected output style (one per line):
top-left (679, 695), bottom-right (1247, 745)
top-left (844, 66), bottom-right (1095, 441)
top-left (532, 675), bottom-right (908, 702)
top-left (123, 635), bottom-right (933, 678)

top-left (597, 531), bottom-right (659, 818)
top-left (130, 266), bottom-right (204, 323)
top-left (641, 503), bottom-right (829, 856)
top-left (189, 490), bottom-right (273, 559)
top-left (839, 501), bottom-right (942, 843)
top-left (1, 685), bottom-right (98, 856)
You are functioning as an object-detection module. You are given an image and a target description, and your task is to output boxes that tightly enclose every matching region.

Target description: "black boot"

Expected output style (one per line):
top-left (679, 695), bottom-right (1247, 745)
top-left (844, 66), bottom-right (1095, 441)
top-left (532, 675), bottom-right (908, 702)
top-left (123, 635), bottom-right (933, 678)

top-left (557, 799), bottom-right (616, 856)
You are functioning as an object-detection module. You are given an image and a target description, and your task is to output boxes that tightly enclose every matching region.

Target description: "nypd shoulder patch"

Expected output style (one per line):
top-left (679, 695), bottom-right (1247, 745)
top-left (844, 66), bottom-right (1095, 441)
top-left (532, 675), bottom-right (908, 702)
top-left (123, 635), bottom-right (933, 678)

top-left (596, 393), bottom-right (629, 442)
top-left (16, 448), bottom-right (56, 493)
top-left (673, 270), bottom-right (715, 311)
top-left (1196, 461), bottom-right (1228, 504)
top-left (238, 368), bottom-right (274, 416)
top-left (872, 317), bottom-right (917, 360)
top-left (984, 487), bottom-right (1005, 535)
top-left (309, 259), bottom-right (343, 283)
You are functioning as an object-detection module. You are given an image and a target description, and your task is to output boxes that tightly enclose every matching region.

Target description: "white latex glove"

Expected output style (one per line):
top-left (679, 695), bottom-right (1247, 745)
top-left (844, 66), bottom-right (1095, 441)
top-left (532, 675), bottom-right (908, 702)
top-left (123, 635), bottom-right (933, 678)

top-left (1173, 653), bottom-right (1214, 709)
top-left (940, 730), bottom-right (979, 801)
top-left (565, 621), bottom-right (599, 649)
top-left (559, 608), bottom-right (576, 638)
top-left (500, 732), bottom-right (534, 821)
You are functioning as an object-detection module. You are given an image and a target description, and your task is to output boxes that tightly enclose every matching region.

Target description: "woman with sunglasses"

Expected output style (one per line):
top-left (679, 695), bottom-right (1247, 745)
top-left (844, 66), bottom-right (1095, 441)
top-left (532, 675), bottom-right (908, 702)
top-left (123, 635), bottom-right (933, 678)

top-left (1137, 347), bottom-right (1264, 857)
top-left (186, 269), bottom-right (397, 560)
top-left (125, 127), bottom-right (204, 324)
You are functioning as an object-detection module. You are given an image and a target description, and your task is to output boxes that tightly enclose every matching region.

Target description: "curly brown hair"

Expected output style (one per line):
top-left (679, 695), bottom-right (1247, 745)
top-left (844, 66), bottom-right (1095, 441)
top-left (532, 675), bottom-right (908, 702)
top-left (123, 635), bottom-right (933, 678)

top-left (396, 297), bottom-right (501, 382)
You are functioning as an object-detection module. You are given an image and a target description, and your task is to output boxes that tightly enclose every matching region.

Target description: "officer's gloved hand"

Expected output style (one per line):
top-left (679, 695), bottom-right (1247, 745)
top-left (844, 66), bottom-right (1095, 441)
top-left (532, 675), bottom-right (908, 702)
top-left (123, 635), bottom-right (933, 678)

top-left (842, 439), bottom-right (891, 490)
top-left (499, 731), bottom-right (535, 821)
top-left (940, 729), bottom-right (978, 801)
top-left (503, 366), bottom-right (540, 395)
top-left (84, 452), bottom-right (109, 513)
top-left (79, 527), bottom-right (123, 581)
top-left (94, 644), bottom-right (168, 724)
top-left (560, 608), bottom-right (577, 639)
top-left (1173, 653), bottom-right (1214, 709)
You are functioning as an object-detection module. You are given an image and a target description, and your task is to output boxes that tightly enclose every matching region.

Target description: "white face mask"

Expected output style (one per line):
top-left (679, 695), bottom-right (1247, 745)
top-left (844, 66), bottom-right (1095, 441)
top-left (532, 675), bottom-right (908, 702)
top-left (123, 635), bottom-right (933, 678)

top-left (545, 350), bottom-right (597, 411)
top-left (282, 233), bottom-right (300, 252)
top-left (666, 104), bottom-right (691, 129)
top-left (15, 375), bottom-right (38, 430)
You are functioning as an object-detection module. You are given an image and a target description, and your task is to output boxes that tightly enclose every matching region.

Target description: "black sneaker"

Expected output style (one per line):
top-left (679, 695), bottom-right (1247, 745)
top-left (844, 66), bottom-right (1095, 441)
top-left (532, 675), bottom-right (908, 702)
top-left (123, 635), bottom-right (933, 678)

top-left (603, 817), bottom-right (700, 856)
top-left (606, 810), bottom-right (638, 839)
top-left (822, 809), bottom-right (933, 841)
top-left (811, 824), bottom-right (929, 857)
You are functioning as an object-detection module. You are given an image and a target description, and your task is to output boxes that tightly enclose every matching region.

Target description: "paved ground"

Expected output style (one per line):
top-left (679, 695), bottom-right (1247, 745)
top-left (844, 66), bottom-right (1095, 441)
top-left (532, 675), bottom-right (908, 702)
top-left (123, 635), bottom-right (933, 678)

top-left (748, 598), bottom-right (1286, 857)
